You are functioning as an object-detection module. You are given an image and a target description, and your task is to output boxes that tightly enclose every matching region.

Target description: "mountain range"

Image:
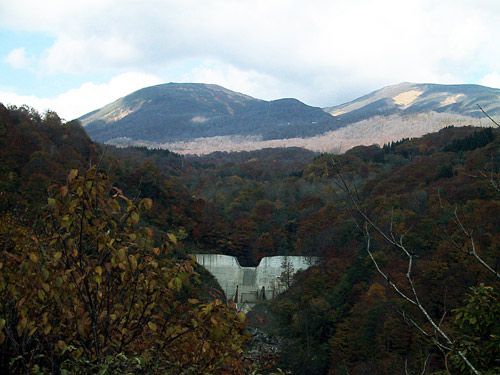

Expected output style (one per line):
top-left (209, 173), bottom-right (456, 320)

top-left (80, 83), bottom-right (339, 142)
top-left (79, 82), bottom-right (500, 154)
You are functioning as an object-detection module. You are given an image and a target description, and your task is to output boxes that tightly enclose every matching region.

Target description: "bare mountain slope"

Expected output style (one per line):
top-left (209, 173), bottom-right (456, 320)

top-left (324, 82), bottom-right (500, 122)
top-left (80, 83), bottom-right (340, 143)
top-left (79, 82), bottom-right (500, 154)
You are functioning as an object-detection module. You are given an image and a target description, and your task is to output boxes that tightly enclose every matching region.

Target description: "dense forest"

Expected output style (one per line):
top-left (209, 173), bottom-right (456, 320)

top-left (0, 103), bottom-right (498, 374)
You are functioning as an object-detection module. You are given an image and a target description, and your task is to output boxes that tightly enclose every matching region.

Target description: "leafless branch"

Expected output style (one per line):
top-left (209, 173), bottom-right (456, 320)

top-left (332, 157), bottom-right (481, 374)
top-left (453, 206), bottom-right (500, 279)
top-left (477, 104), bottom-right (500, 128)
top-left (364, 228), bottom-right (416, 306)
top-left (420, 353), bottom-right (430, 375)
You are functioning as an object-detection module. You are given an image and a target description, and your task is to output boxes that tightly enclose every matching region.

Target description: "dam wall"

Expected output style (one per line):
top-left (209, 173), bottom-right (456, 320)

top-left (194, 254), bottom-right (318, 303)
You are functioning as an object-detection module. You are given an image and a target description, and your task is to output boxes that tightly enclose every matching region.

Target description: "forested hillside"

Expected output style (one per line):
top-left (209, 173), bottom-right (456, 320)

top-left (0, 105), bottom-right (249, 374)
top-left (0, 104), bottom-right (498, 374)
top-left (264, 126), bottom-right (499, 374)
top-left (181, 124), bottom-right (499, 374)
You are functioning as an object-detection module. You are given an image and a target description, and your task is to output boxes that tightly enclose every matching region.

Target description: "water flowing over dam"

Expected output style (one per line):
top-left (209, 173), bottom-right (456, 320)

top-left (193, 254), bottom-right (318, 304)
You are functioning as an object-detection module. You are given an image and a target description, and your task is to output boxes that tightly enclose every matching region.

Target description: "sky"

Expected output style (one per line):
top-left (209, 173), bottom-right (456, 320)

top-left (1, 0), bottom-right (500, 120)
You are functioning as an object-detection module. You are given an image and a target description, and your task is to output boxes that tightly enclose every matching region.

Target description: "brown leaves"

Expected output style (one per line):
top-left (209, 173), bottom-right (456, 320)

top-left (59, 185), bottom-right (68, 198)
top-left (147, 321), bottom-right (157, 332)
top-left (29, 252), bottom-right (39, 263)
top-left (140, 198), bottom-right (153, 210)
top-left (0, 167), bottom-right (248, 373)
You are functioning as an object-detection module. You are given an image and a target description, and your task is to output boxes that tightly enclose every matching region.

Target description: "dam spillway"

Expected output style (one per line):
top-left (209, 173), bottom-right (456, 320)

top-left (193, 254), bottom-right (318, 303)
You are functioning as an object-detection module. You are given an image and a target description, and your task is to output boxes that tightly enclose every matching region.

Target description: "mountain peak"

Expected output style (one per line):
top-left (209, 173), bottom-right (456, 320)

top-left (79, 82), bottom-right (338, 144)
top-left (78, 81), bottom-right (499, 155)
top-left (324, 81), bottom-right (500, 121)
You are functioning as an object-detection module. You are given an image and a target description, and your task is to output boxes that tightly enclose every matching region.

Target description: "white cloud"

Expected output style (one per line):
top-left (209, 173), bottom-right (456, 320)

top-left (182, 60), bottom-right (301, 101)
top-left (5, 47), bottom-right (30, 69)
top-left (2, 0), bottom-right (500, 105)
top-left (41, 35), bottom-right (140, 74)
top-left (480, 73), bottom-right (500, 89)
top-left (0, 72), bottom-right (162, 119)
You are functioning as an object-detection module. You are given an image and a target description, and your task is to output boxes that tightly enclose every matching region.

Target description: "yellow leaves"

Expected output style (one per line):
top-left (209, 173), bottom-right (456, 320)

top-left (0, 167), bottom-right (249, 371)
top-left (118, 247), bottom-right (127, 262)
top-left (141, 198), bottom-right (153, 210)
top-left (47, 197), bottom-right (56, 207)
top-left (201, 303), bottom-right (213, 315)
top-left (236, 312), bottom-right (246, 323)
top-left (167, 232), bottom-right (178, 245)
top-left (202, 341), bottom-right (210, 353)
top-left (67, 169), bottom-right (78, 183)
top-left (29, 252), bottom-right (39, 263)
top-left (95, 266), bottom-right (103, 276)
top-left (60, 214), bottom-right (71, 229)
top-left (147, 321), bottom-right (158, 332)
top-left (130, 211), bottom-right (140, 225)
top-left (95, 275), bottom-right (102, 285)
top-left (17, 317), bottom-right (28, 335)
top-left (147, 279), bottom-right (157, 292)
top-left (28, 326), bottom-right (37, 337)
top-left (43, 325), bottom-right (52, 335)
top-left (16, 297), bottom-right (26, 309)
top-left (115, 248), bottom-right (130, 271)
top-left (41, 267), bottom-right (49, 281)
top-left (56, 340), bottom-right (66, 351)
top-left (168, 277), bottom-right (182, 291)
top-left (129, 255), bottom-right (138, 272)
top-left (38, 290), bottom-right (46, 301)
top-left (145, 227), bottom-right (154, 238)
top-left (119, 271), bottom-right (127, 282)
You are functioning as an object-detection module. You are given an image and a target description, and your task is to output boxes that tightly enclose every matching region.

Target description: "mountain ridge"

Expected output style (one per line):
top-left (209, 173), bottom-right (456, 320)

top-left (79, 81), bottom-right (500, 154)
top-left (325, 82), bottom-right (500, 122)
top-left (80, 82), bottom-right (340, 143)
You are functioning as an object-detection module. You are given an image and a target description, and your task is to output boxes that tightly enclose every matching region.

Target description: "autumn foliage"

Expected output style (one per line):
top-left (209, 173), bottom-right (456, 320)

top-left (1, 103), bottom-right (499, 374)
top-left (0, 167), bottom-right (247, 373)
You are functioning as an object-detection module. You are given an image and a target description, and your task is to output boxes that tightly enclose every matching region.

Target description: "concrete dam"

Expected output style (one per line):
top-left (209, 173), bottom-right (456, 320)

top-left (193, 254), bottom-right (318, 303)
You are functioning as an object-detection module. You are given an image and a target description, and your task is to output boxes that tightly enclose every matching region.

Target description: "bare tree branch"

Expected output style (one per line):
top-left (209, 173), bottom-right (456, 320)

top-left (453, 206), bottom-right (500, 279)
top-left (420, 353), bottom-right (430, 375)
top-left (332, 157), bottom-right (482, 374)
top-left (477, 104), bottom-right (500, 128)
